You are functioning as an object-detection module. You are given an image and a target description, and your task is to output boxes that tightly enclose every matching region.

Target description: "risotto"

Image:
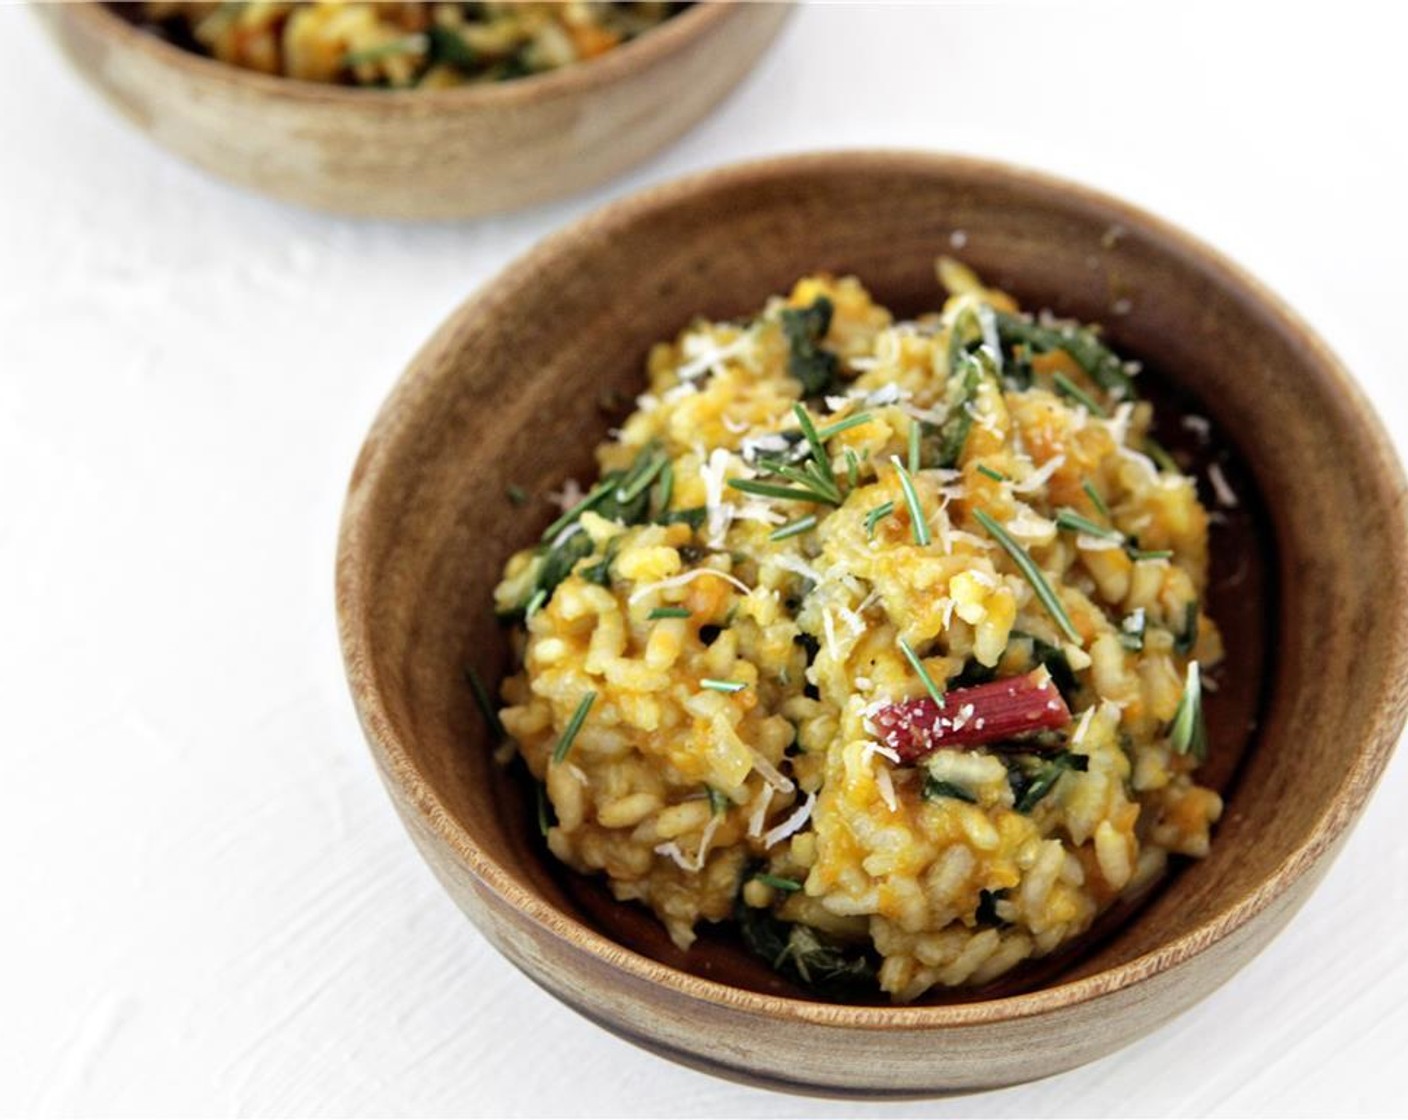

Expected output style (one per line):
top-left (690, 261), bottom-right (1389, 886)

top-left (130, 2), bottom-right (681, 87)
top-left (486, 261), bottom-right (1224, 1002)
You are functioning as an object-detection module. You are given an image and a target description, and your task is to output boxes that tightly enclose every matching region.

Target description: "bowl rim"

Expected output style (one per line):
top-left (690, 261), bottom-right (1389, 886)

top-left (65, 1), bottom-right (740, 109)
top-left (337, 149), bottom-right (1408, 1029)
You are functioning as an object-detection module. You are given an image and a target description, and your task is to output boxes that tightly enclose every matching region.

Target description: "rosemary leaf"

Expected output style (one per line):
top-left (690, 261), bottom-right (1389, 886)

top-left (465, 667), bottom-right (506, 742)
top-left (890, 456), bottom-right (931, 547)
top-left (770, 515), bottom-right (818, 542)
top-left (552, 691), bottom-right (597, 764)
top-left (864, 500), bottom-right (895, 539)
top-left (973, 508), bottom-right (1081, 644)
top-left (898, 637), bottom-right (946, 708)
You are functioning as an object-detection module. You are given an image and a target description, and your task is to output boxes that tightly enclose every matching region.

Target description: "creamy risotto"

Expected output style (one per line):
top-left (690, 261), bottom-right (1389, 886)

top-left (485, 260), bottom-right (1223, 1001)
top-left (131, 2), bottom-right (681, 87)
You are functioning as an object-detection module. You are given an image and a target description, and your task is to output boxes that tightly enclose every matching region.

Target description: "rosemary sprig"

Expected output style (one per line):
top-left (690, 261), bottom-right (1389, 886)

top-left (1052, 371), bottom-right (1109, 418)
top-left (753, 872), bottom-right (803, 893)
top-left (921, 775), bottom-right (977, 804)
top-left (864, 500), bottom-right (895, 539)
top-left (976, 464), bottom-right (1007, 482)
top-left (898, 636), bottom-right (946, 708)
top-left (552, 691), bottom-right (597, 764)
top-left (890, 456), bottom-right (931, 547)
top-left (648, 606), bottom-right (692, 620)
top-left (701, 678), bottom-right (747, 694)
top-left (465, 667), bottom-right (506, 742)
top-left (540, 478), bottom-right (614, 543)
top-left (524, 588), bottom-right (547, 619)
top-left (1168, 660), bottom-right (1208, 761)
top-left (770, 515), bottom-right (818, 542)
top-left (908, 418), bottom-right (923, 474)
top-left (972, 508), bottom-right (1081, 644)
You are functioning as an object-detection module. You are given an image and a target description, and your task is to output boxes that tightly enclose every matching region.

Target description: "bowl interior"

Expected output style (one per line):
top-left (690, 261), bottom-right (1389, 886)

top-left (342, 154), bottom-right (1406, 1010)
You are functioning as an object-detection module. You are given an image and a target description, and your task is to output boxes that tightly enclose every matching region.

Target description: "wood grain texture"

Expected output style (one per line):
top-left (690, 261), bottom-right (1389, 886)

top-left (32, 2), bottom-right (791, 220)
top-left (335, 152), bottom-right (1408, 1095)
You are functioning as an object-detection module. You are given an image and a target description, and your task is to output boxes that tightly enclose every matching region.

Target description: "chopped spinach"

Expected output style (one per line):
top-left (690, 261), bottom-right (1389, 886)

top-left (1007, 751), bottom-right (1089, 813)
top-left (737, 903), bottom-right (877, 1000)
top-left (922, 776), bottom-right (977, 804)
top-left (994, 312), bottom-right (1137, 401)
top-left (780, 297), bottom-right (840, 396)
top-left (976, 888), bottom-right (1011, 928)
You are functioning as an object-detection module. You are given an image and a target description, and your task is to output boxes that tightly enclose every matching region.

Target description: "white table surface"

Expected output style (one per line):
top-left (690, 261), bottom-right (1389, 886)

top-left (4, 2), bottom-right (1406, 1116)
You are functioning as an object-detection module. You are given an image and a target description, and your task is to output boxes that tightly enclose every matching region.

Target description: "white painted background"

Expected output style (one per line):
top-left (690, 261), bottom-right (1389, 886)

top-left (4, 2), bottom-right (1406, 1116)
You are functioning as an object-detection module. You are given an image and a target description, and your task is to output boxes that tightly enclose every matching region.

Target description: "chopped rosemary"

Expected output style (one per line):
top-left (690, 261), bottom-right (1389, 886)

top-left (770, 515), bottom-right (818, 542)
top-left (648, 606), bottom-right (692, 620)
top-left (524, 588), bottom-right (547, 619)
top-left (701, 678), bottom-right (747, 694)
top-left (753, 872), bottom-right (803, 893)
top-left (1055, 507), bottom-right (1123, 542)
top-left (1145, 437), bottom-right (1180, 474)
top-left (890, 455), bottom-right (931, 547)
top-left (1052, 371), bottom-right (1109, 418)
top-left (465, 667), bottom-right (506, 742)
top-left (972, 508), bottom-right (1081, 644)
top-left (921, 775), bottom-right (976, 804)
top-left (793, 404), bottom-right (836, 490)
top-left (506, 484), bottom-right (528, 506)
top-left (706, 786), bottom-right (730, 816)
top-left (1168, 660), bottom-right (1208, 760)
top-left (898, 636), bottom-right (946, 708)
top-left (861, 501), bottom-right (895, 540)
top-left (908, 418), bottom-right (923, 474)
top-left (816, 411), bottom-right (874, 440)
top-left (1082, 480), bottom-right (1112, 519)
top-left (976, 464), bottom-right (1007, 482)
top-left (615, 453), bottom-right (666, 504)
top-left (653, 459), bottom-right (674, 515)
top-left (540, 477), bottom-right (613, 543)
top-left (1128, 546), bottom-right (1174, 561)
top-left (844, 448), bottom-right (861, 489)
top-left (551, 691), bottom-right (596, 764)
top-left (536, 782), bottom-right (555, 837)
top-left (1173, 601), bottom-right (1199, 655)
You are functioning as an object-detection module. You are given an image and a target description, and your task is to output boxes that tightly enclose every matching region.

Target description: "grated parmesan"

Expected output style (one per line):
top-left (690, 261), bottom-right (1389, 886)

top-left (762, 791), bottom-right (816, 849)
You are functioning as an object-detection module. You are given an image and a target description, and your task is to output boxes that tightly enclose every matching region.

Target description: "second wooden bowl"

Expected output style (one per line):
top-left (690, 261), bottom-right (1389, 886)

top-left (336, 152), bottom-right (1408, 1094)
top-left (35, 3), bottom-right (791, 219)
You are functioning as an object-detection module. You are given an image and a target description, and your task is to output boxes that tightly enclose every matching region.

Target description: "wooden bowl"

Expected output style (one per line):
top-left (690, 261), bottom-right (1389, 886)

top-left (336, 152), bottom-right (1408, 1094)
top-left (34, 2), bottom-right (790, 220)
